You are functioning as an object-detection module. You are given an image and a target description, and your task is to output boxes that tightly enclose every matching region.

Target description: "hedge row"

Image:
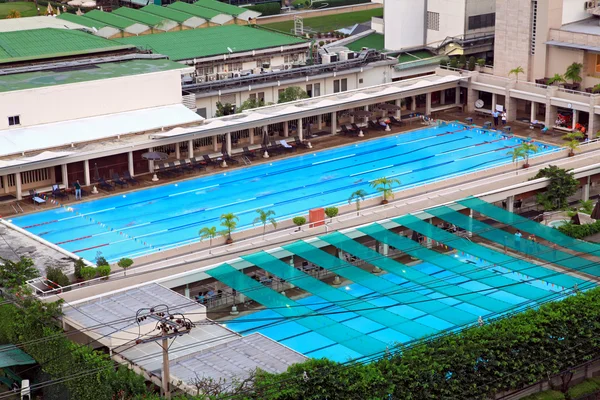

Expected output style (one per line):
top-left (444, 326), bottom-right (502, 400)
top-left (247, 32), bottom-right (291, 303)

top-left (558, 220), bottom-right (600, 239)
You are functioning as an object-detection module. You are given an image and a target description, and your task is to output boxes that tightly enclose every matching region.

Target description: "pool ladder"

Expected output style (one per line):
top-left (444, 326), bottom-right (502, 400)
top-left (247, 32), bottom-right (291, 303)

top-left (12, 203), bottom-right (24, 214)
top-left (241, 155), bottom-right (252, 165)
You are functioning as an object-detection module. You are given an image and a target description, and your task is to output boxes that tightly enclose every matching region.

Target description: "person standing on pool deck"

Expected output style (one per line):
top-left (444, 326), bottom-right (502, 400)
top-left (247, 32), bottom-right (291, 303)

top-left (74, 180), bottom-right (82, 200)
top-left (514, 230), bottom-right (522, 251)
top-left (492, 110), bottom-right (499, 128)
top-left (501, 111), bottom-right (507, 126)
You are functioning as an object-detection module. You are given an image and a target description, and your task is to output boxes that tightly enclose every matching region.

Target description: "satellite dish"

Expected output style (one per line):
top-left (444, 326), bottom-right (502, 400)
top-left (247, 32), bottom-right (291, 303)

top-left (475, 99), bottom-right (484, 109)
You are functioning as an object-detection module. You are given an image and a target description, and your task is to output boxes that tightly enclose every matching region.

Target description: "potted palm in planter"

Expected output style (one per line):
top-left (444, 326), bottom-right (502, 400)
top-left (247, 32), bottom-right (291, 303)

top-left (220, 213), bottom-right (238, 244)
top-left (370, 177), bottom-right (400, 204)
top-left (348, 189), bottom-right (367, 215)
top-left (507, 147), bottom-right (526, 171)
top-left (563, 131), bottom-right (584, 157)
top-left (518, 142), bottom-right (539, 168)
top-left (199, 226), bottom-right (218, 253)
top-left (253, 208), bottom-right (277, 238)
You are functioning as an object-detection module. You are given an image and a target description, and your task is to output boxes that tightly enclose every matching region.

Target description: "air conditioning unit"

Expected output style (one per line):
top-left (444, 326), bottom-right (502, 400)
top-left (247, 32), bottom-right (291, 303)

top-left (207, 74), bottom-right (217, 81)
top-left (253, 67), bottom-right (262, 74)
top-left (232, 72), bottom-right (241, 78)
top-left (322, 54), bottom-right (332, 64)
top-left (292, 54), bottom-right (299, 61)
top-left (330, 54), bottom-right (338, 62)
top-left (196, 75), bottom-right (206, 83)
top-left (339, 51), bottom-right (349, 61)
top-left (262, 63), bottom-right (270, 69)
top-left (284, 64), bottom-right (291, 70)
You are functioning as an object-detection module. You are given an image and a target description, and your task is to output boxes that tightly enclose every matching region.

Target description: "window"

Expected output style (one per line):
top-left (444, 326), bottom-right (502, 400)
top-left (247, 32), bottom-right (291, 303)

top-left (595, 55), bottom-right (600, 73)
top-left (197, 108), bottom-right (207, 118)
top-left (333, 80), bottom-right (340, 93)
top-left (359, 78), bottom-right (363, 84)
top-left (306, 84), bottom-right (312, 97)
top-left (341, 78), bottom-right (347, 92)
top-left (314, 83), bottom-right (320, 97)
top-left (467, 13), bottom-right (496, 30)
top-left (258, 92), bottom-right (265, 101)
top-left (333, 79), bottom-right (347, 93)
top-left (8, 115), bottom-right (20, 126)
top-left (427, 11), bottom-right (440, 31)
top-left (530, 1), bottom-right (538, 55)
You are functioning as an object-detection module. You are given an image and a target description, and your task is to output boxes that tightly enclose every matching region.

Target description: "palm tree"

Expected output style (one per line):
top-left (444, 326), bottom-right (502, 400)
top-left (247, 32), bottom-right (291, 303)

top-left (348, 189), bottom-right (367, 216)
top-left (370, 177), bottom-right (400, 204)
top-left (220, 213), bottom-right (239, 244)
top-left (507, 147), bottom-right (526, 170)
top-left (547, 73), bottom-right (566, 86)
top-left (563, 131), bottom-right (584, 157)
top-left (199, 226), bottom-right (218, 253)
top-left (253, 209), bottom-right (277, 238)
top-left (564, 62), bottom-right (583, 85)
top-left (508, 66), bottom-right (524, 81)
top-left (518, 142), bottom-right (539, 168)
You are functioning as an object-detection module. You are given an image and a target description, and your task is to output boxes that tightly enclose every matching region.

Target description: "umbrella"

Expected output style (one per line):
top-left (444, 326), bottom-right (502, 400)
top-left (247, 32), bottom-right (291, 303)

top-left (141, 151), bottom-right (168, 161)
top-left (348, 110), bottom-right (372, 118)
top-left (47, 2), bottom-right (54, 14)
top-left (93, 163), bottom-right (100, 182)
top-left (571, 212), bottom-right (594, 225)
top-left (261, 126), bottom-right (269, 146)
top-left (377, 103), bottom-right (400, 111)
top-left (592, 200), bottom-right (600, 220)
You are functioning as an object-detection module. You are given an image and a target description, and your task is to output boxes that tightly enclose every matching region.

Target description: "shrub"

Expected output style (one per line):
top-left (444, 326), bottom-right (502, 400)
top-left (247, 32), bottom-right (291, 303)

top-left (45, 266), bottom-right (70, 288)
top-left (449, 57), bottom-right (459, 68)
top-left (324, 206), bottom-right (339, 221)
top-left (117, 258), bottom-right (134, 276)
top-left (439, 58), bottom-right (449, 67)
top-left (293, 216), bottom-right (306, 226)
top-left (97, 265), bottom-right (111, 279)
top-left (558, 220), bottom-right (600, 239)
top-left (80, 267), bottom-right (97, 281)
top-left (246, 2), bottom-right (280, 15)
top-left (477, 58), bottom-right (486, 67)
top-left (567, 379), bottom-right (600, 399)
top-left (319, 40), bottom-right (325, 46)
top-left (521, 390), bottom-right (565, 400)
top-left (73, 258), bottom-right (85, 279)
top-left (468, 56), bottom-right (476, 71)
top-left (95, 256), bottom-right (109, 267)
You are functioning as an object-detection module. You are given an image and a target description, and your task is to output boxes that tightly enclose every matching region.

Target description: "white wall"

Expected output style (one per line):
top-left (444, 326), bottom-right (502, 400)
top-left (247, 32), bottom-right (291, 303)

top-left (384, 0), bottom-right (426, 50)
top-left (426, 0), bottom-right (466, 46)
top-left (0, 70), bottom-right (184, 131)
top-left (562, 0), bottom-right (589, 24)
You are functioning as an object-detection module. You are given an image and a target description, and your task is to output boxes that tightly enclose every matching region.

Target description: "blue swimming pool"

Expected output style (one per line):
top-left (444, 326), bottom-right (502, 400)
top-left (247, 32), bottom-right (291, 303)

top-left (225, 253), bottom-right (587, 362)
top-left (11, 123), bottom-right (556, 262)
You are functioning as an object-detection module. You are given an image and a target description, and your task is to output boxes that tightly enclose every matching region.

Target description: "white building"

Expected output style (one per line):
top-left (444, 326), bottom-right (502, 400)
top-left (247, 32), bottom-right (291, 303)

top-left (383, 0), bottom-right (496, 52)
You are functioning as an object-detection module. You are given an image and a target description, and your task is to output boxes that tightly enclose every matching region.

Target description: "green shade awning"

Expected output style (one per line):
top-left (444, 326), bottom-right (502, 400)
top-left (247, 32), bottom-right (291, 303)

top-left (0, 345), bottom-right (35, 368)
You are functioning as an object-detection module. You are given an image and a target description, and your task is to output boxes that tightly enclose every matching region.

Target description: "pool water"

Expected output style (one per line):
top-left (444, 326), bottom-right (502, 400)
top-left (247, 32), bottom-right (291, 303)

top-left (225, 253), bottom-right (583, 362)
top-left (11, 124), bottom-right (555, 262)
top-left (548, 220), bottom-right (569, 228)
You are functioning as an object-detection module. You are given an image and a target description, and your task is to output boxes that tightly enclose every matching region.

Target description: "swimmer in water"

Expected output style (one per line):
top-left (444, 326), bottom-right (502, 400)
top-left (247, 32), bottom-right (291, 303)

top-left (353, 178), bottom-right (364, 184)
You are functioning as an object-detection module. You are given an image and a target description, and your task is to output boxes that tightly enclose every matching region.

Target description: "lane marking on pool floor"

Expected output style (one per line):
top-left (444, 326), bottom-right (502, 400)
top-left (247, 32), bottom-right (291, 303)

top-left (205, 198), bottom-right (256, 211)
top-left (350, 166), bottom-right (394, 177)
top-left (168, 184), bottom-right (220, 197)
top-left (312, 154), bottom-right (356, 166)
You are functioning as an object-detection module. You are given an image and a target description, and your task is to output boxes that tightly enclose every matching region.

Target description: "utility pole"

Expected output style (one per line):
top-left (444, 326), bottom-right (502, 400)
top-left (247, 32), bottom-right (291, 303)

top-left (135, 305), bottom-right (194, 399)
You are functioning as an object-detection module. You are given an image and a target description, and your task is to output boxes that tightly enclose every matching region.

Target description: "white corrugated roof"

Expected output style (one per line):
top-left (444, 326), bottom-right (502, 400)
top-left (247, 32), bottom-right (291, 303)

top-left (0, 104), bottom-right (203, 157)
top-left (0, 16), bottom-right (86, 32)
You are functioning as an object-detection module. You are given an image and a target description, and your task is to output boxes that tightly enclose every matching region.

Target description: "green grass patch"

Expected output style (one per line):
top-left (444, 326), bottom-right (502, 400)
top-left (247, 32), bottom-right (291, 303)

top-left (263, 8), bottom-right (383, 34)
top-left (0, 2), bottom-right (39, 18)
top-left (346, 32), bottom-right (384, 51)
top-left (397, 50), bottom-right (435, 63)
top-left (521, 391), bottom-right (565, 400)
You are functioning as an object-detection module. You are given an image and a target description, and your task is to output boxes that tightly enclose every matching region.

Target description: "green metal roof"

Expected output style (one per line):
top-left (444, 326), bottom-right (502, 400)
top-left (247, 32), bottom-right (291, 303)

top-left (0, 59), bottom-right (185, 93)
top-left (0, 28), bottom-right (133, 64)
top-left (0, 345), bottom-right (35, 369)
top-left (346, 33), bottom-right (384, 52)
top-left (85, 9), bottom-right (145, 30)
top-left (141, 4), bottom-right (198, 23)
top-left (113, 7), bottom-right (174, 27)
top-left (168, 2), bottom-right (222, 19)
top-left (57, 13), bottom-right (109, 29)
top-left (116, 25), bottom-right (306, 61)
top-left (194, 0), bottom-right (247, 16)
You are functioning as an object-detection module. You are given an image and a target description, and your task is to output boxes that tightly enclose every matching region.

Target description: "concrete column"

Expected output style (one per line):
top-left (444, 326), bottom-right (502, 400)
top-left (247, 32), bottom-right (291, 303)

top-left (440, 90), bottom-right (446, 106)
top-left (2, 175), bottom-right (8, 194)
top-left (188, 139), bottom-right (194, 158)
top-left (283, 121), bottom-right (289, 137)
top-left (467, 87), bottom-right (477, 113)
top-left (226, 132), bottom-right (232, 155)
top-left (249, 128), bottom-right (255, 144)
top-left (364, 105), bottom-right (369, 125)
top-left (83, 159), bottom-right (91, 186)
top-left (212, 136), bottom-right (219, 152)
top-left (317, 114), bottom-right (322, 130)
top-left (530, 102), bottom-right (538, 123)
top-left (583, 176), bottom-right (591, 201)
top-left (507, 195), bottom-right (515, 213)
top-left (572, 109), bottom-right (578, 130)
top-left (61, 164), bottom-right (69, 188)
top-left (395, 99), bottom-right (401, 119)
top-left (184, 285), bottom-right (190, 299)
top-left (127, 152), bottom-right (134, 177)
top-left (468, 209), bottom-right (473, 238)
top-left (298, 118), bottom-right (303, 142)
top-left (425, 93), bottom-right (432, 115)
top-left (331, 112), bottom-right (337, 134)
top-left (545, 87), bottom-right (559, 127)
top-left (382, 243), bottom-right (389, 256)
top-left (411, 96), bottom-right (417, 111)
top-left (455, 87), bottom-right (461, 105)
top-left (175, 143), bottom-right (181, 160)
top-left (589, 99), bottom-right (600, 138)
top-left (15, 172), bottom-right (22, 200)
top-left (505, 81), bottom-right (517, 122)
top-left (492, 93), bottom-right (497, 112)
